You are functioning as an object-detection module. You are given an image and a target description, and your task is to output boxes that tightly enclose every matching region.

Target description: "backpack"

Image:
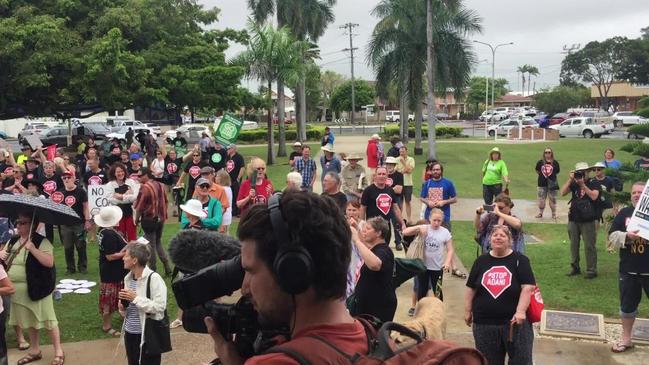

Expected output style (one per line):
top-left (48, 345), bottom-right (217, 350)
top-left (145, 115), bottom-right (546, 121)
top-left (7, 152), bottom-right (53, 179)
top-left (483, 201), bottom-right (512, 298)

top-left (265, 319), bottom-right (487, 365)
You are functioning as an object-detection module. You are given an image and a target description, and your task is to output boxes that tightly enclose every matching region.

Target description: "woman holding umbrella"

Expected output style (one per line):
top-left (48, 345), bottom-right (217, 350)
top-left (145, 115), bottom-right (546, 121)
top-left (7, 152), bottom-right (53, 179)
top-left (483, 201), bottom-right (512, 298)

top-left (0, 211), bottom-right (64, 365)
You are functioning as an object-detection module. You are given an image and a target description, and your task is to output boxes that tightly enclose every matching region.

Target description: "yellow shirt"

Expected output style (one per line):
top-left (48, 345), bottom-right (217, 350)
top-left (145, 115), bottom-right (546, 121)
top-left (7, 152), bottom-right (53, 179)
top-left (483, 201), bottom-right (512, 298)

top-left (396, 156), bottom-right (415, 186)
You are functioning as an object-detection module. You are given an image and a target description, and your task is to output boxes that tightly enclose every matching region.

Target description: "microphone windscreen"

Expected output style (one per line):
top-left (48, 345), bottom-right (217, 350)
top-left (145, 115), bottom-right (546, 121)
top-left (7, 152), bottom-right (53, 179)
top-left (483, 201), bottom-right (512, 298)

top-left (168, 229), bottom-right (241, 273)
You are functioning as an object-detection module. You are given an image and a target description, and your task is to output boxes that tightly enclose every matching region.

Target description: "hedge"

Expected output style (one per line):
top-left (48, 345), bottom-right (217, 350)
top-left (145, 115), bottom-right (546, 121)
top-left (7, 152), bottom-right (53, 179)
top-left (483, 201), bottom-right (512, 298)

top-left (237, 126), bottom-right (325, 143)
top-left (636, 107), bottom-right (649, 118)
top-left (381, 125), bottom-right (463, 139)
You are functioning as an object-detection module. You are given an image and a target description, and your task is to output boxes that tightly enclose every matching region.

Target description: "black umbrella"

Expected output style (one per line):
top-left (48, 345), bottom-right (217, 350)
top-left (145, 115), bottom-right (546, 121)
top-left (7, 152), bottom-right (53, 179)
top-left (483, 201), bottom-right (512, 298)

top-left (0, 193), bottom-right (81, 226)
top-left (392, 257), bottom-right (427, 288)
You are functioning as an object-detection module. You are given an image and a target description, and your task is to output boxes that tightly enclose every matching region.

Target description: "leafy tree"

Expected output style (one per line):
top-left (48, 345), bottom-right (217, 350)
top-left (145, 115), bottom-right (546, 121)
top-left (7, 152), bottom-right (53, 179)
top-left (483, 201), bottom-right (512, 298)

top-left (560, 37), bottom-right (631, 109)
top-left (533, 86), bottom-right (591, 116)
top-left (330, 80), bottom-right (375, 114)
top-left (369, 0), bottom-right (480, 155)
top-left (466, 77), bottom-right (508, 114)
top-left (320, 70), bottom-right (345, 121)
top-left (618, 27), bottom-right (649, 84)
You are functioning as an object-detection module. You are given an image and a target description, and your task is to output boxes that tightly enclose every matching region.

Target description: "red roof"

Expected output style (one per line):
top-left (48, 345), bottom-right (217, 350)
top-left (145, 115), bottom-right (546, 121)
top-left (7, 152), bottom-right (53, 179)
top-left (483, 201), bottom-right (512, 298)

top-left (497, 94), bottom-right (532, 103)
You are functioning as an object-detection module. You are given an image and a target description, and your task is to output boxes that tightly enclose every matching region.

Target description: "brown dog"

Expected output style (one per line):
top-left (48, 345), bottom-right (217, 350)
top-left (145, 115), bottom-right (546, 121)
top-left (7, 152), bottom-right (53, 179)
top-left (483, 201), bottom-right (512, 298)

top-left (395, 296), bottom-right (446, 342)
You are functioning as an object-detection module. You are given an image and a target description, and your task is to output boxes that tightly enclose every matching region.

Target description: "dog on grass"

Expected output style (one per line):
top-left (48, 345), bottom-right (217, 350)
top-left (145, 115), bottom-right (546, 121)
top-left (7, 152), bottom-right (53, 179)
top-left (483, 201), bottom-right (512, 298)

top-left (395, 296), bottom-right (446, 342)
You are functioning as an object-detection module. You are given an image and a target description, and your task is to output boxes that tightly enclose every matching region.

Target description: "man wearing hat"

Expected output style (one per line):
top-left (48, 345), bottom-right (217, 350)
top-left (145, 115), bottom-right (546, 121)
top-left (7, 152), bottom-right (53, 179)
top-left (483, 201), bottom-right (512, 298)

top-left (289, 141), bottom-right (303, 169)
top-left (482, 147), bottom-right (510, 205)
top-left (127, 153), bottom-right (144, 181)
top-left (320, 144), bottom-right (341, 181)
top-left (589, 161), bottom-right (623, 224)
top-left (385, 156), bottom-right (404, 250)
top-left (24, 157), bottom-right (44, 183)
top-left (560, 162), bottom-right (601, 279)
top-left (321, 126), bottom-right (335, 146)
top-left (341, 154), bottom-right (368, 201)
top-left (193, 166), bottom-right (229, 214)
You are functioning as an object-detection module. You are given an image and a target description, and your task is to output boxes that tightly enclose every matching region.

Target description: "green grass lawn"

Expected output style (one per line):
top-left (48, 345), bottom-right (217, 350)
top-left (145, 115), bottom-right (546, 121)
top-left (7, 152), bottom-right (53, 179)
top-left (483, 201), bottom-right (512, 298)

top-left (451, 221), bottom-right (649, 318)
top-left (400, 139), bottom-right (636, 200)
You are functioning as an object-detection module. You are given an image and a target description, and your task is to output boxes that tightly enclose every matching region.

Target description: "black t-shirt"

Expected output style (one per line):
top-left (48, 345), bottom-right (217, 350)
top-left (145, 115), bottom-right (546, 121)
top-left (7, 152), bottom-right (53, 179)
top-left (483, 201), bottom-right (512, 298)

top-left (322, 191), bottom-right (347, 212)
top-left (84, 170), bottom-right (108, 187)
top-left (610, 206), bottom-right (649, 274)
top-left (103, 154), bottom-right (121, 167)
top-left (387, 146), bottom-right (400, 158)
top-left (535, 160), bottom-right (560, 187)
top-left (225, 153), bottom-right (245, 184)
top-left (354, 243), bottom-right (397, 322)
top-left (25, 166), bottom-right (44, 183)
top-left (113, 183), bottom-right (134, 217)
top-left (0, 163), bottom-right (13, 176)
top-left (42, 174), bottom-right (63, 197)
top-left (173, 137), bottom-right (187, 149)
top-left (466, 252), bottom-right (535, 325)
top-left (51, 186), bottom-right (87, 219)
top-left (386, 171), bottom-right (404, 197)
top-left (184, 161), bottom-right (206, 192)
top-left (98, 228), bottom-right (128, 283)
top-left (207, 148), bottom-right (227, 171)
top-left (361, 184), bottom-right (397, 220)
top-left (164, 156), bottom-right (184, 180)
top-left (568, 180), bottom-right (601, 222)
top-left (589, 176), bottom-right (615, 193)
top-left (289, 151), bottom-right (301, 163)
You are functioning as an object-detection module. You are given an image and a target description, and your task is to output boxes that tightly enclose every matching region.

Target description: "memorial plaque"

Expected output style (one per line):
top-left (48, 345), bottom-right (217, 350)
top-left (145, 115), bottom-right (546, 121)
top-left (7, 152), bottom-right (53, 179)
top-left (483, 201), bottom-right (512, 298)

top-left (632, 318), bottom-right (649, 345)
top-left (540, 310), bottom-right (605, 340)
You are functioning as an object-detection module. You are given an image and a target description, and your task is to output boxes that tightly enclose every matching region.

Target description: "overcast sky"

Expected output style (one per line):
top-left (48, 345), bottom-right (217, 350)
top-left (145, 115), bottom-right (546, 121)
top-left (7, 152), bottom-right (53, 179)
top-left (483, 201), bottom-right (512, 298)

top-left (202, 0), bottom-right (648, 93)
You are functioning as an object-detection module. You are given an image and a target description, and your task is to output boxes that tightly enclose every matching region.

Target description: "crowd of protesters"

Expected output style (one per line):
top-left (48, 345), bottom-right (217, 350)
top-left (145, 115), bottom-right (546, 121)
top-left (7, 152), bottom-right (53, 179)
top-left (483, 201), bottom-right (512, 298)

top-left (0, 125), bottom-right (647, 364)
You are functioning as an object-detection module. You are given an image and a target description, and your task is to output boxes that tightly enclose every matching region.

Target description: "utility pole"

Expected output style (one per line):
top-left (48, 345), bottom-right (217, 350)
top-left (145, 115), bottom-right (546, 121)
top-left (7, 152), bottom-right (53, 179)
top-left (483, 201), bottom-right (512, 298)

top-left (474, 40), bottom-right (513, 109)
top-left (341, 23), bottom-right (359, 125)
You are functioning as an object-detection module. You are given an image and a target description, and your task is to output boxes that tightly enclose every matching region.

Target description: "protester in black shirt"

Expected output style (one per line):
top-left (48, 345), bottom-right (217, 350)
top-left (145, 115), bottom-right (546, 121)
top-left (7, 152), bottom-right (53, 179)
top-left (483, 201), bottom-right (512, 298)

top-left (135, 129), bottom-right (146, 148)
top-left (24, 158), bottom-right (44, 183)
top-left (207, 143), bottom-right (227, 172)
top-left (177, 146), bottom-right (204, 201)
top-left (84, 157), bottom-right (108, 187)
top-left (127, 153), bottom-right (143, 181)
top-left (387, 136), bottom-right (402, 158)
top-left (125, 128), bottom-right (134, 146)
top-left (225, 144), bottom-right (245, 216)
top-left (465, 225), bottom-right (535, 365)
top-left (321, 172), bottom-right (347, 212)
top-left (385, 156), bottom-right (404, 249)
top-left (289, 142), bottom-right (302, 169)
top-left (172, 131), bottom-right (188, 152)
top-left (360, 166), bottom-right (406, 246)
top-left (94, 206), bottom-right (128, 337)
top-left (119, 150), bottom-right (132, 170)
top-left (41, 161), bottom-right (63, 197)
top-left (51, 170), bottom-right (91, 274)
top-left (535, 147), bottom-right (560, 219)
top-left (349, 216), bottom-right (396, 322)
top-left (609, 182), bottom-right (649, 352)
top-left (103, 146), bottom-right (122, 167)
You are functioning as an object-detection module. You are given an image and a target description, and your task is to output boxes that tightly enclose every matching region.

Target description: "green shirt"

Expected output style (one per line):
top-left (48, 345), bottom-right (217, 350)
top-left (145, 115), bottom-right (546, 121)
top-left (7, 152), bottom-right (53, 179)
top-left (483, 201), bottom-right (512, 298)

top-left (396, 156), bottom-right (415, 186)
top-left (482, 159), bottom-right (508, 185)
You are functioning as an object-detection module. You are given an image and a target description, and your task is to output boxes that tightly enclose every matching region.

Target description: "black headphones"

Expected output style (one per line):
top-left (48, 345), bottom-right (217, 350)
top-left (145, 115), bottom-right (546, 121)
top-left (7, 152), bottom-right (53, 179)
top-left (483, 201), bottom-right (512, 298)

top-left (267, 193), bottom-right (314, 295)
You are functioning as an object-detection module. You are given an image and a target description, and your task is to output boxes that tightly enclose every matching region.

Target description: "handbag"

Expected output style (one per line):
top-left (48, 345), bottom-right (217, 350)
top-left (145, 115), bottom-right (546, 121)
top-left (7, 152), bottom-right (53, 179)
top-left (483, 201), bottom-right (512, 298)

top-left (143, 273), bottom-right (172, 355)
top-left (527, 285), bottom-right (544, 323)
top-left (405, 235), bottom-right (425, 260)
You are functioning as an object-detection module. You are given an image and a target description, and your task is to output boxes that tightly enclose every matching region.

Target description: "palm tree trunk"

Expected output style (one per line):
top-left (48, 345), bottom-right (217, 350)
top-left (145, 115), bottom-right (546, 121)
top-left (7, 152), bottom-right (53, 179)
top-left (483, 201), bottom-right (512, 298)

top-left (298, 78), bottom-right (307, 141)
top-left (414, 100), bottom-right (423, 155)
top-left (277, 78), bottom-right (287, 157)
top-left (426, 0), bottom-right (438, 160)
top-left (399, 93), bottom-right (408, 143)
top-left (267, 80), bottom-right (275, 165)
top-left (527, 73), bottom-right (532, 96)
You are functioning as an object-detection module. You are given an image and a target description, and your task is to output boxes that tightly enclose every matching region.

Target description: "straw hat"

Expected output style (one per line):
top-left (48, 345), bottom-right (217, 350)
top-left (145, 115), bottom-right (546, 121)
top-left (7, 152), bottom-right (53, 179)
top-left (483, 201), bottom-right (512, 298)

top-left (180, 199), bottom-right (207, 218)
top-left (293, 141), bottom-right (303, 147)
top-left (321, 144), bottom-right (335, 153)
top-left (574, 162), bottom-right (591, 171)
top-left (385, 156), bottom-right (398, 164)
top-left (346, 153), bottom-right (363, 161)
top-left (94, 206), bottom-right (123, 228)
top-left (592, 161), bottom-right (606, 169)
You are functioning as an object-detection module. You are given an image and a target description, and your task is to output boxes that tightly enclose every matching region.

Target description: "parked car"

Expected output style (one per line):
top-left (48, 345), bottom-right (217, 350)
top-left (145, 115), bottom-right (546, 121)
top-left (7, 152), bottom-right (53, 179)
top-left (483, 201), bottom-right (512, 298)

top-left (625, 130), bottom-right (645, 139)
top-left (106, 126), bottom-right (155, 143)
top-left (479, 111), bottom-right (508, 123)
top-left (82, 122), bottom-right (111, 140)
top-left (549, 117), bottom-right (609, 138)
top-left (487, 118), bottom-right (537, 137)
top-left (40, 126), bottom-right (97, 146)
top-left (17, 123), bottom-right (50, 141)
top-left (385, 110), bottom-right (414, 123)
top-left (108, 119), bottom-right (143, 132)
top-left (580, 110), bottom-right (614, 132)
top-left (548, 112), bottom-right (577, 126)
top-left (272, 116), bottom-right (294, 125)
top-left (612, 111), bottom-right (649, 127)
top-left (165, 124), bottom-right (212, 140)
top-left (143, 123), bottom-right (162, 137)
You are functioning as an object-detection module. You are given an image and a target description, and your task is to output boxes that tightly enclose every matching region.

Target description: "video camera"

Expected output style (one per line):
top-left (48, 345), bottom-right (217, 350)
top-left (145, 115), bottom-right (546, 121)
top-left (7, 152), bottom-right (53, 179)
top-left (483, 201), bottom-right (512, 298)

top-left (169, 232), bottom-right (289, 359)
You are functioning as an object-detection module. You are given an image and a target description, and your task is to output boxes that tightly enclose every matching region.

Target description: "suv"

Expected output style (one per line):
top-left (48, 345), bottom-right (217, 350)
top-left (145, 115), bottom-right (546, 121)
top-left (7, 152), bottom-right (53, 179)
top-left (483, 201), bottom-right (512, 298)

top-left (550, 117), bottom-right (608, 138)
top-left (612, 111), bottom-right (648, 127)
top-left (109, 119), bottom-right (143, 132)
top-left (40, 126), bottom-right (96, 146)
top-left (580, 110), bottom-right (614, 132)
top-left (385, 110), bottom-right (414, 123)
top-left (18, 123), bottom-right (50, 142)
top-left (82, 122), bottom-right (111, 140)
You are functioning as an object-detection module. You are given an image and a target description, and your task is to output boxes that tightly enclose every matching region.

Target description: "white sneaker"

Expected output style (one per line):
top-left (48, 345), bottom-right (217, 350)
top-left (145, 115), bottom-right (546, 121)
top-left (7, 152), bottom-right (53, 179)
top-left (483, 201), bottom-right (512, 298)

top-left (170, 319), bottom-right (183, 329)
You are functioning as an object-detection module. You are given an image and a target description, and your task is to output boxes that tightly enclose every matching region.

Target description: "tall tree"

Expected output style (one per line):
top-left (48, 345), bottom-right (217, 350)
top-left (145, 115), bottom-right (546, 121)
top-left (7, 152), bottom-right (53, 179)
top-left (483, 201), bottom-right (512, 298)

top-left (466, 77), bottom-right (508, 114)
top-left (517, 65), bottom-right (528, 95)
top-left (560, 37), bottom-right (630, 110)
top-left (320, 70), bottom-right (344, 122)
top-left (330, 80), bottom-right (375, 115)
top-left (248, 0), bottom-right (336, 145)
top-left (369, 0), bottom-right (480, 156)
top-left (526, 65), bottom-right (539, 96)
top-left (233, 22), bottom-right (304, 164)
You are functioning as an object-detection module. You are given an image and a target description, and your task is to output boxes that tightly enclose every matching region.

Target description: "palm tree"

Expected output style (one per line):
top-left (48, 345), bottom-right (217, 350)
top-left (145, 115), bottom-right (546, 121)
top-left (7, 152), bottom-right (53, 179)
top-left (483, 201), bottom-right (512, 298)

top-left (370, 0), bottom-right (480, 155)
top-left (424, 0), bottom-right (481, 159)
top-left (517, 65), bottom-right (528, 95)
top-left (526, 65), bottom-right (539, 96)
top-left (232, 22), bottom-right (304, 164)
top-left (248, 0), bottom-right (337, 144)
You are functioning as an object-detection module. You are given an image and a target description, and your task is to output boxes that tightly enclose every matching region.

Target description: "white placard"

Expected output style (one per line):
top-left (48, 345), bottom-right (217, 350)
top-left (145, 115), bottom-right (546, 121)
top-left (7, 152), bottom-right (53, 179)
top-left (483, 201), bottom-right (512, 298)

top-left (627, 180), bottom-right (649, 241)
top-left (24, 135), bottom-right (43, 150)
top-left (88, 184), bottom-right (114, 217)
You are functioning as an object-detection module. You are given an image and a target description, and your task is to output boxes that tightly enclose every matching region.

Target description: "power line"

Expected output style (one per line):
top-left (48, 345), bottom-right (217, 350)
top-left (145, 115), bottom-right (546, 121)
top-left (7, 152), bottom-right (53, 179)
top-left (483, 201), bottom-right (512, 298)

top-left (340, 22), bottom-right (359, 125)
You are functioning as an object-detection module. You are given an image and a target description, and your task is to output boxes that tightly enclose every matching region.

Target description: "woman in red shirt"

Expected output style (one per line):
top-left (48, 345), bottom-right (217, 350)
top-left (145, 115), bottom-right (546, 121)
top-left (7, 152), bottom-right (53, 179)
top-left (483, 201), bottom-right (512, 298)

top-left (236, 158), bottom-right (274, 216)
top-left (366, 136), bottom-right (379, 169)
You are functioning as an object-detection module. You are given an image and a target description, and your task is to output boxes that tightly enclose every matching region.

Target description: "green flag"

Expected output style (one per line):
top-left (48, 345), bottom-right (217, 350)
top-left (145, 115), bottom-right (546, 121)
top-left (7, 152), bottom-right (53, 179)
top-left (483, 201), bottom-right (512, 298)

top-left (215, 113), bottom-right (244, 146)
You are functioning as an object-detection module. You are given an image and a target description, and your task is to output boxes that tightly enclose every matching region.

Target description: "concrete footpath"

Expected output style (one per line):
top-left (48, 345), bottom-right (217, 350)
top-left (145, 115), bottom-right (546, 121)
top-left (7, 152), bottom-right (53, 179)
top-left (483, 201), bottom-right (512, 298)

top-left (8, 135), bottom-right (647, 364)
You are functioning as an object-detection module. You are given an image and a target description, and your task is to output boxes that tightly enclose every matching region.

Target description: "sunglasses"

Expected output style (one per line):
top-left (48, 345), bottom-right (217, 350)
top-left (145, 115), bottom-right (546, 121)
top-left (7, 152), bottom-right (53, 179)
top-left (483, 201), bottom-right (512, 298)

top-left (199, 184), bottom-right (210, 189)
top-left (593, 168), bottom-right (603, 171)
top-left (544, 151), bottom-right (552, 154)
top-left (193, 154), bottom-right (200, 157)
top-left (256, 167), bottom-right (266, 171)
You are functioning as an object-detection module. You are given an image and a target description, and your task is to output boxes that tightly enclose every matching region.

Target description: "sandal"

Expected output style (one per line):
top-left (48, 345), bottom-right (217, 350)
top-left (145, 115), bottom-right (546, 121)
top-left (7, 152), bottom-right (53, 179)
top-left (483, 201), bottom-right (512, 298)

top-left (102, 327), bottom-right (121, 337)
top-left (611, 341), bottom-right (634, 353)
top-left (51, 353), bottom-right (65, 365)
top-left (170, 319), bottom-right (183, 329)
top-left (18, 341), bottom-right (30, 351)
top-left (535, 213), bottom-right (543, 218)
top-left (17, 352), bottom-right (42, 365)
top-left (452, 269), bottom-right (467, 279)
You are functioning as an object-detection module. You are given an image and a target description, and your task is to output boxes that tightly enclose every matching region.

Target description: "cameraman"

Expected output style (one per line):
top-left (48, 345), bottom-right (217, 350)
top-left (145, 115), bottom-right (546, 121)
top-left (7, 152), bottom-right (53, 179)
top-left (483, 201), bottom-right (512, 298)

top-left (205, 191), bottom-right (369, 364)
top-left (560, 162), bottom-right (601, 279)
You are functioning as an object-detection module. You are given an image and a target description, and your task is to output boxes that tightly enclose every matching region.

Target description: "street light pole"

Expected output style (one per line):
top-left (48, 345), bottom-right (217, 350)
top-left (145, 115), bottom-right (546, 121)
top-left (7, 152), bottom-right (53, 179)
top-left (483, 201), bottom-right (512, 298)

top-left (474, 40), bottom-right (513, 109)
